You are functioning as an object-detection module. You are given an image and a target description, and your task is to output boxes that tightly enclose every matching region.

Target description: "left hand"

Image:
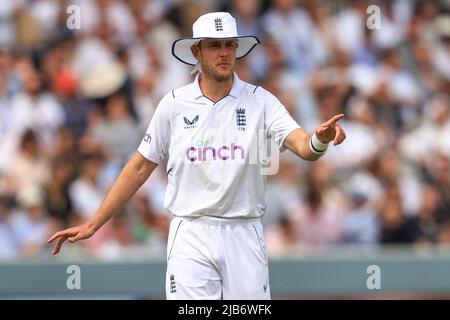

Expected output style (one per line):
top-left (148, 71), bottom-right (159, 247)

top-left (316, 114), bottom-right (346, 146)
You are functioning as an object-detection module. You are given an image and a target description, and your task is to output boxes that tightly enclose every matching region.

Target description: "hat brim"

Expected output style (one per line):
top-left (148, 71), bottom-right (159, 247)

top-left (172, 36), bottom-right (260, 66)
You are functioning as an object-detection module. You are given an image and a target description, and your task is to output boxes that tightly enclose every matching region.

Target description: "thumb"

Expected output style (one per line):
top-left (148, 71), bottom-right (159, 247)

top-left (68, 235), bottom-right (80, 243)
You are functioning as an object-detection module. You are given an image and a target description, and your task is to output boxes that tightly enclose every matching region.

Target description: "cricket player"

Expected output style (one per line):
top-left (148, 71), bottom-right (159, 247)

top-left (48, 12), bottom-right (346, 299)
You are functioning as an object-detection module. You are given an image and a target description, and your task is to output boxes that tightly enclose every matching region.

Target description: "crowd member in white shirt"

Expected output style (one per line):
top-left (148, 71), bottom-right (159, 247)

top-left (48, 12), bottom-right (346, 300)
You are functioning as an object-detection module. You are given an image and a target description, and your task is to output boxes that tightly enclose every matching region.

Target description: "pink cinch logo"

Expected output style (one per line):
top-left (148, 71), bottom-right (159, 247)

top-left (143, 133), bottom-right (151, 144)
top-left (186, 143), bottom-right (245, 162)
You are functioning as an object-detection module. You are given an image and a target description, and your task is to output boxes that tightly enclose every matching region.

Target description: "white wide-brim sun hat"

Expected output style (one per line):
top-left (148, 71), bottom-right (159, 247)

top-left (172, 12), bottom-right (260, 66)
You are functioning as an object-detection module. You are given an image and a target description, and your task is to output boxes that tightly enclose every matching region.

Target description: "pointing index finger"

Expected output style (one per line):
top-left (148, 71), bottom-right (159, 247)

top-left (48, 232), bottom-right (62, 243)
top-left (47, 229), bottom-right (71, 243)
top-left (323, 114), bottom-right (344, 127)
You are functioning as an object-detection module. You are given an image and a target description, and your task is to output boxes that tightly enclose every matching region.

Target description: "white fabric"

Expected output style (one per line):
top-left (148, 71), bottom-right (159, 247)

top-left (165, 216), bottom-right (270, 299)
top-left (137, 73), bottom-right (300, 219)
top-left (172, 12), bottom-right (259, 65)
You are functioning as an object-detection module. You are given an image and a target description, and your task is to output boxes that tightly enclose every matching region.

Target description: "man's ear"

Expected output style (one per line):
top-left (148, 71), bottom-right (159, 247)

top-left (191, 44), bottom-right (200, 60)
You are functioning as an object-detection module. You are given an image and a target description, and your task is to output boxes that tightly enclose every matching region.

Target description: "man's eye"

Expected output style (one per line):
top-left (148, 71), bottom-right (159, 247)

top-left (210, 44), bottom-right (219, 48)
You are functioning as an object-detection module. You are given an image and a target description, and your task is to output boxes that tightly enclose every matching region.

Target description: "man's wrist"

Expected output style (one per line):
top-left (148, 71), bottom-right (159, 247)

top-left (309, 132), bottom-right (329, 155)
top-left (87, 219), bottom-right (100, 232)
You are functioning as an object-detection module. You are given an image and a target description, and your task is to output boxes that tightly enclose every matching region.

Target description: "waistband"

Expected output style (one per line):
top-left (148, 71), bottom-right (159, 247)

top-left (171, 215), bottom-right (262, 227)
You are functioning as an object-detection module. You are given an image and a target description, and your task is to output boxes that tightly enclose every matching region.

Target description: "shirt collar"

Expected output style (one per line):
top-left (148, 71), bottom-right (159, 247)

top-left (191, 72), bottom-right (245, 100)
top-left (229, 72), bottom-right (245, 99)
top-left (191, 73), bottom-right (204, 100)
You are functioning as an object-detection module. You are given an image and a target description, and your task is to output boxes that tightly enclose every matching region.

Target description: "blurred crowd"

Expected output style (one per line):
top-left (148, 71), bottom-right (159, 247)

top-left (0, 0), bottom-right (449, 260)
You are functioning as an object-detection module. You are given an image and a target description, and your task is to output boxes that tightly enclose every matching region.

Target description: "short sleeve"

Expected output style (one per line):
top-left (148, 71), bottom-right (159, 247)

top-left (137, 93), bottom-right (172, 164)
top-left (264, 91), bottom-right (301, 151)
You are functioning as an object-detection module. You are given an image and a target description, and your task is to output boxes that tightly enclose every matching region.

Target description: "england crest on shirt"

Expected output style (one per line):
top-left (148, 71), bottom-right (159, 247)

top-left (235, 107), bottom-right (246, 131)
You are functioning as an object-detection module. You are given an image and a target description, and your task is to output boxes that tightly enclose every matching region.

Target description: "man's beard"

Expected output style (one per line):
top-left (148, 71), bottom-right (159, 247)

top-left (202, 63), bottom-right (233, 82)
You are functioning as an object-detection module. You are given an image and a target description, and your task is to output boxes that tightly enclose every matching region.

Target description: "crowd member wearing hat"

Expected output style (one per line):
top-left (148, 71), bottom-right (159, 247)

top-left (48, 12), bottom-right (346, 299)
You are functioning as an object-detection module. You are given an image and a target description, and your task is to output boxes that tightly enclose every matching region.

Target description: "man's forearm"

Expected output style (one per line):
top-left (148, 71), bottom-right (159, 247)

top-left (284, 129), bottom-right (324, 161)
top-left (88, 152), bottom-right (157, 231)
top-left (296, 131), bottom-right (324, 161)
top-left (284, 114), bottom-right (345, 160)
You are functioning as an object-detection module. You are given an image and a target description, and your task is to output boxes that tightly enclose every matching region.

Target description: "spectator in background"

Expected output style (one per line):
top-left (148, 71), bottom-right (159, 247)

top-left (374, 148), bottom-right (423, 217)
top-left (229, 0), bottom-right (265, 81)
top-left (129, 191), bottom-right (168, 251)
top-left (288, 186), bottom-right (344, 247)
top-left (68, 151), bottom-right (111, 252)
top-left (333, 0), bottom-right (367, 54)
top-left (132, 68), bottom-right (158, 134)
top-left (49, 127), bottom-right (80, 176)
top-left (11, 185), bottom-right (56, 257)
top-left (264, 156), bottom-right (302, 229)
top-left (425, 153), bottom-right (450, 222)
top-left (262, 0), bottom-right (316, 74)
top-left (371, 1), bottom-right (408, 51)
top-left (43, 157), bottom-right (74, 228)
top-left (0, 190), bottom-right (19, 260)
top-left (437, 222), bottom-right (450, 247)
top-left (306, 161), bottom-right (347, 214)
top-left (433, 15), bottom-right (450, 81)
top-left (8, 65), bottom-right (64, 149)
top-left (412, 184), bottom-right (443, 244)
top-left (406, 40), bottom-right (445, 99)
top-left (343, 189), bottom-right (380, 245)
top-left (53, 65), bottom-right (91, 140)
top-left (378, 182), bottom-right (419, 244)
top-left (230, 0), bottom-right (262, 36)
top-left (400, 94), bottom-right (450, 165)
top-left (256, 32), bottom-right (290, 87)
top-left (303, 1), bottom-right (335, 68)
top-left (89, 93), bottom-right (140, 166)
top-left (96, 213), bottom-right (138, 260)
top-left (68, 152), bottom-right (106, 221)
top-left (0, 48), bottom-right (16, 140)
top-left (324, 96), bottom-right (381, 171)
top-left (6, 129), bottom-right (50, 195)
top-left (265, 215), bottom-right (300, 256)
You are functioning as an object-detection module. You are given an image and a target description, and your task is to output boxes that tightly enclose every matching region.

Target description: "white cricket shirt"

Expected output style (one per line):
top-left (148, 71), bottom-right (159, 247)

top-left (138, 73), bottom-right (300, 218)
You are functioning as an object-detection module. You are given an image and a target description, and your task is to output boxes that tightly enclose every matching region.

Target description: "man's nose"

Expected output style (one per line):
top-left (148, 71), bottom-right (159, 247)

top-left (218, 44), bottom-right (232, 56)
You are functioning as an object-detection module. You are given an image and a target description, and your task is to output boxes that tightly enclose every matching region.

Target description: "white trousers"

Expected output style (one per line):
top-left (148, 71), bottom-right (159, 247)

top-left (165, 215), bottom-right (271, 300)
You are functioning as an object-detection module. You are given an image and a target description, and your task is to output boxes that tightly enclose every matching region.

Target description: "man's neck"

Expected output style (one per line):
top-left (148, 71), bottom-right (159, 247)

top-left (198, 73), bottom-right (233, 103)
